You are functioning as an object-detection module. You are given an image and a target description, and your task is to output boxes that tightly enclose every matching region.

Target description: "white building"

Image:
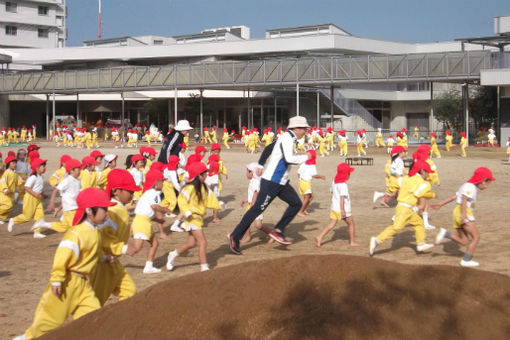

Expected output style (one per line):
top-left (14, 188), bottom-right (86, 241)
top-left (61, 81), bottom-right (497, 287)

top-left (0, 0), bottom-right (67, 49)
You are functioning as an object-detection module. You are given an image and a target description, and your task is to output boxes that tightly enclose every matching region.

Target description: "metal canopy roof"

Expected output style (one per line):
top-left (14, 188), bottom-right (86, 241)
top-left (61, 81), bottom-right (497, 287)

top-left (455, 34), bottom-right (510, 48)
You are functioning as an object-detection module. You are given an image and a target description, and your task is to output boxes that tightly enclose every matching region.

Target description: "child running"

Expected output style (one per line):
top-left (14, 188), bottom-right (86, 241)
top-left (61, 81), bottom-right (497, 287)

top-left (373, 145), bottom-right (407, 207)
top-left (166, 162), bottom-right (224, 272)
top-left (0, 156), bottom-right (20, 224)
top-left (433, 167), bottom-right (495, 267)
top-left (315, 163), bottom-right (360, 247)
top-left (13, 188), bottom-right (114, 340)
top-left (297, 150), bottom-right (325, 217)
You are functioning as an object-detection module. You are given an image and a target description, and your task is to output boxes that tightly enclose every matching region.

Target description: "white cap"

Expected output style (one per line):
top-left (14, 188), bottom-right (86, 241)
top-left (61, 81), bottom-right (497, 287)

top-left (104, 154), bottom-right (118, 166)
top-left (287, 116), bottom-right (310, 129)
top-left (175, 120), bottom-right (192, 131)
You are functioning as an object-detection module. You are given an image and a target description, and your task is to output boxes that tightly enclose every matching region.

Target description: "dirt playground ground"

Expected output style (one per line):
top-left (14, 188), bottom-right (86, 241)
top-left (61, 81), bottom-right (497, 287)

top-left (1, 142), bottom-right (510, 339)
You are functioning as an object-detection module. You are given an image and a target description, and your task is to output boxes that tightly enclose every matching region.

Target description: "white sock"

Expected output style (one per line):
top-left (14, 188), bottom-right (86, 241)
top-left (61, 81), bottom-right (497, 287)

top-left (145, 261), bottom-right (153, 269)
top-left (423, 212), bottom-right (429, 225)
top-left (201, 263), bottom-right (210, 271)
top-left (171, 220), bottom-right (180, 228)
top-left (169, 249), bottom-right (179, 259)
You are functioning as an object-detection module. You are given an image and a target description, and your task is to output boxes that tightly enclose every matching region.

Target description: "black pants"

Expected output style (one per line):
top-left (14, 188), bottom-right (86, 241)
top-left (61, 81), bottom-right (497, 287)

top-left (231, 178), bottom-right (302, 241)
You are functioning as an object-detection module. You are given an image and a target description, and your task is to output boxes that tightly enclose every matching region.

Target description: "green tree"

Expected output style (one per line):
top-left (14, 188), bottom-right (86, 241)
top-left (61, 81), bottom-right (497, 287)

top-left (471, 86), bottom-right (497, 130)
top-left (434, 90), bottom-right (463, 132)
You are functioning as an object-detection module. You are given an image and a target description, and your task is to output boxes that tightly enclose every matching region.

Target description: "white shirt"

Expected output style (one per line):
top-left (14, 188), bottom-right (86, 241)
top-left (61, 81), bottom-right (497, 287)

top-left (129, 168), bottom-right (144, 186)
top-left (390, 158), bottom-right (404, 176)
top-left (56, 175), bottom-right (81, 211)
top-left (247, 177), bottom-right (261, 203)
top-left (387, 137), bottom-right (395, 144)
top-left (456, 182), bottom-right (477, 208)
top-left (16, 161), bottom-right (31, 176)
top-left (25, 174), bottom-right (44, 194)
top-left (331, 182), bottom-right (351, 214)
top-left (134, 188), bottom-right (162, 218)
top-left (177, 152), bottom-right (187, 176)
top-left (488, 133), bottom-right (496, 140)
top-left (298, 163), bottom-right (317, 182)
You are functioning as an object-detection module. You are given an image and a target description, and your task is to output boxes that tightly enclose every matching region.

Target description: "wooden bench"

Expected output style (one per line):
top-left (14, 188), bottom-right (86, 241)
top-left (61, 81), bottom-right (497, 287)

top-left (345, 157), bottom-right (373, 166)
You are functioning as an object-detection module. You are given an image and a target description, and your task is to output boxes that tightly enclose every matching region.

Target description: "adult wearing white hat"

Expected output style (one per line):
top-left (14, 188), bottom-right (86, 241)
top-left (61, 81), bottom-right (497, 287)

top-left (228, 116), bottom-right (311, 254)
top-left (158, 120), bottom-right (193, 164)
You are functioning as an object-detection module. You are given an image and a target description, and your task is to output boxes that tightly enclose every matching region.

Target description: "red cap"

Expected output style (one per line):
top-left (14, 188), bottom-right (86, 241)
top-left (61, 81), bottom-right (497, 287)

top-left (412, 150), bottom-right (427, 162)
top-left (409, 160), bottom-right (434, 176)
top-left (211, 143), bottom-right (221, 151)
top-left (390, 146), bottom-right (406, 156)
top-left (467, 167), bottom-right (495, 184)
top-left (224, 128), bottom-right (228, 132)
top-left (60, 154), bottom-right (71, 166)
top-left (4, 156), bottom-right (16, 165)
top-left (460, 132), bottom-right (466, 138)
top-left (30, 158), bottom-right (47, 174)
top-left (17, 148), bottom-right (26, 154)
top-left (195, 145), bottom-right (207, 154)
top-left (204, 127), bottom-right (208, 131)
top-left (402, 128), bottom-right (407, 132)
top-left (28, 150), bottom-right (40, 160)
top-left (334, 163), bottom-right (354, 183)
top-left (305, 149), bottom-right (316, 165)
top-left (72, 188), bottom-right (116, 225)
top-left (143, 170), bottom-right (165, 192)
top-left (389, 135), bottom-right (393, 138)
top-left (397, 132), bottom-right (404, 138)
top-left (90, 150), bottom-right (105, 159)
top-left (27, 144), bottom-right (39, 152)
top-left (417, 144), bottom-right (431, 154)
top-left (167, 155), bottom-right (180, 171)
top-left (65, 159), bottom-right (82, 172)
top-left (7, 151), bottom-right (15, 158)
top-left (81, 156), bottom-right (98, 167)
top-left (149, 161), bottom-right (166, 172)
top-left (187, 162), bottom-right (208, 182)
top-left (430, 132), bottom-right (437, 138)
top-left (446, 130), bottom-right (451, 135)
top-left (146, 147), bottom-right (157, 155)
top-left (106, 169), bottom-right (141, 198)
top-left (131, 154), bottom-right (144, 165)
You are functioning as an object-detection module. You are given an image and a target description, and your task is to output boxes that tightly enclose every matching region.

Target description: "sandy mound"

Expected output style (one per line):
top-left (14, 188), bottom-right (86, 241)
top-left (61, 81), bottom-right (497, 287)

top-left (42, 255), bottom-right (510, 340)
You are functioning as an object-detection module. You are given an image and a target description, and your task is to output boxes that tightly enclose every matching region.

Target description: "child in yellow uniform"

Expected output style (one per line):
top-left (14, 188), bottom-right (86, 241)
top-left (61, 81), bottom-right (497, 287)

top-left (429, 132), bottom-right (441, 158)
top-left (203, 127), bottom-right (212, 144)
top-left (338, 130), bottom-right (348, 156)
top-left (373, 146), bottom-right (407, 207)
top-left (413, 145), bottom-right (439, 230)
top-left (20, 126), bottom-right (27, 142)
top-left (459, 131), bottom-right (467, 157)
top-left (92, 127), bottom-right (99, 148)
top-left (129, 154), bottom-right (145, 202)
top-left (0, 156), bottom-right (20, 223)
top-left (7, 158), bottom-right (50, 238)
top-left (326, 126), bottom-right (335, 151)
top-left (0, 128), bottom-right (5, 146)
top-left (140, 146), bottom-right (157, 176)
top-left (222, 128), bottom-right (232, 149)
top-left (413, 125), bottom-right (419, 138)
top-left (12, 128), bottom-right (19, 143)
top-left (375, 128), bottom-right (385, 147)
top-left (315, 163), bottom-right (360, 247)
top-left (444, 130), bottom-right (453, 151)
top-left (401, 128), bottom-right (408, 148)
top-left (386, 134), bottom-right (394, 154)
top-left (130, 170), bottom-right (171, 274)
top-left (14, 188), bottom-right (114, 340)
top-left (98, 154), bottom-right (117, 190)
top-left (166, 162), bottom-right (224, 272)
top-left (433, 167), bottom-right (495, 267)
top-left (297, 150), bottom-right (325, 216)
top-left (39, 159), bottom-right (82, 233)
top-left (79, 156), bottom-right (99, 189)
top-left (84, 129), bottom-right (93, 149)
top-left (91, 169), bottom-right (140, 305)
top-left (210, 126), bottom-right (218, 143)
top-left (162, 155), bottom-right (181, 220)
top-left (356, 130), bottom-right (366, 157)
top-left (32, 124), bottom-right (37, 139)
top-left (506, 136), bottom-right (510, 162)
top-left (49, 155), bottom-right (71, 188)
top-left (370, 160), bottom-right (436, 256)
top-left (318, 132), bottom-right (329, 157)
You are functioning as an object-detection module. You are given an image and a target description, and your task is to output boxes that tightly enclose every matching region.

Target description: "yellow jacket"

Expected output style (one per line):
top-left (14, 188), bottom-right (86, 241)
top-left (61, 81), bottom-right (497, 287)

top-left (0, 169), bottom-right (21, 195)
top-left (49, 167), bottom-right (66, 187)
top-left (397, 174), bottom-right (435, 207)
top-left (426, 159), bottom-right (439, 185)
top-left (98, 168), bottom-right (111, 189)
top-left (80, 169), bottom-right (98, 189)
top-left (98, 200), bottom-right (130, 256)
top-left (50, 221), bottom-right (100, 283)
top-left (430, 136), bottom-right (437, 146)
top-left (178, 184), bottom-right (221, 218)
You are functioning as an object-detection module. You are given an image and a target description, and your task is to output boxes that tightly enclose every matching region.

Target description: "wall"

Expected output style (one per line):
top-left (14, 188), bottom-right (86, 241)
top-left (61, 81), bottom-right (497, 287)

top-left (0, 94), bottom-right (9, 127)
top-left (390, 101), bottom-right (441, 131)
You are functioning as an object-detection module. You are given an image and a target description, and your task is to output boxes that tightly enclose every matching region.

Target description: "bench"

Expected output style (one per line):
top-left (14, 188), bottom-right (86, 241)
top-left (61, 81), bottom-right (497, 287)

top-left (345, 157), bottom-right (373, 166)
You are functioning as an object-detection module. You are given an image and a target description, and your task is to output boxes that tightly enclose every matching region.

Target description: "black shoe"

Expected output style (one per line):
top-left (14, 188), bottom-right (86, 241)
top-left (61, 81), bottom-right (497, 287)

top-left (228, 233), bottom-right (242, 255)
top-left (269, 231), bottom-right (292, 245)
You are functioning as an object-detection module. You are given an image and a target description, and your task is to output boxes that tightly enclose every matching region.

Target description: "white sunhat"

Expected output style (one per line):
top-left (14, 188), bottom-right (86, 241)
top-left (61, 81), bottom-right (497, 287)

top-left (103, 154), bottom-right (118, 166)
top-left (287, 116), bottom-right (310, 129)
top-left (175, 120), bottom-right (193, 131)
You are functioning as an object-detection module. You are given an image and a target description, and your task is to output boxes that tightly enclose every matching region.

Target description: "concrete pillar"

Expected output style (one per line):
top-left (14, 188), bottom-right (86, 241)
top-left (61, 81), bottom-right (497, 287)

top-left (0, 94), bottom-right (9, 128)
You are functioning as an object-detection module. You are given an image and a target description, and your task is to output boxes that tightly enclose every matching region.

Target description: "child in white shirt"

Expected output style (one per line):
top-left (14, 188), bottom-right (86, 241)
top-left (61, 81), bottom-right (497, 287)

top-left (297, 150), bottom-right (325, 217)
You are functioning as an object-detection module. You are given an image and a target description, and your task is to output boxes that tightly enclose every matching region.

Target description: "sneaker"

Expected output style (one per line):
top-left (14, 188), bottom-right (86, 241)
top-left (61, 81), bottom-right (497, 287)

top-left (166, 251), bottom-right (177, 271)
top-left (416, 243), bottom-right (434, 252)
top-left (170, 221), bottom-right (184, 233)
top-left (424, 224), bottom-right (436, 230)
top-left (200, 264), bottom-right (210, 272)
top-left (33, 232), bottom-right (47, 239)
top-left (373, 191), bottom-right (383, 203)
top-left (227, 233), bottom-right (242, 255)
top-left (0, 220), bottom-right (4, 225)
top-left (12, 334), bottom-right (26, 340)
top-left (369, 237), bottom-right (378, 256)
top-left (435, 228), bottom-right (447, 245)
top-left (7, 218), bottom-right (14, 232)
top-left (143, 266), bottom-right (161, 274)
top-left (268, 231), bottom-right (292, 245)
top-left (31, 220), bottom-right (50, 230)
top-left (460, 259), bottom-right (479, 267)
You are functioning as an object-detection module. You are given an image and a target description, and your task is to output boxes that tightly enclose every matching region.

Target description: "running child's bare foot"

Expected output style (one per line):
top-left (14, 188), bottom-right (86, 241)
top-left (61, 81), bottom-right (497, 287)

top-left (303, 211), bottom-right (310, 216)
top-left (380, 201), bottom-right (390, 208)
top-left (267, 238), bottom-right (274, 244)
top-left (212, 218), bottom-right (222, 223)
top-left (241, 235), bottom-right (252, 244)
top-left (297, 212), bottom-right (307, 217)
top-left (315, 236), bottom-right (322, 248)
top-left (350, 242), bottom-right (361, 247)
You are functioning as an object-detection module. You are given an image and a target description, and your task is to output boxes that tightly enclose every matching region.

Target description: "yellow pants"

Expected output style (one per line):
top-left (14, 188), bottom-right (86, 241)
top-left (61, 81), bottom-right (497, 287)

top-left (298, 179), bottom-right (312, 195)
top-left (49, 210), bottom-right (75, 233)
top-left (377, 205), bottom-right (426, 244)
top-left (132, 215), bottom-right (153, 240)
top-left (86, 139), bottom-right (92, 149)
top-left (223, 139), bottom-right (230, 149)
top-left (183, 214), bottom-right (204, 231)
top-left (357, 143), bottom-right (365, 155)
top-left (25, 274), bottom-right (100, 339)
top-left (161, 182), bottom-right (177, 211)
top-left (461, 145), bottom-right (466, 157)
top-left (446, 141), bottom-right (452, 152)
top-left (452, 205), bottom-right (475, 229)
top-left (376, 138), bottom-right (385, 147)
top-left (92, 260), bottom-right (136, 306)
top-left (13, 193), bottom-right (44, 233)
top-left (0, 192), bottom-right (14, 220)
top-left (430, 144), bottom-right (441, 158)
top-left (319, 144), bottom-right (328, 156)
top-left (386, 176), bottom-right (401, 195)
top-left (339, 142), bottom-right (348, 155)
top-left (17, 174), bottom-right (27, 201)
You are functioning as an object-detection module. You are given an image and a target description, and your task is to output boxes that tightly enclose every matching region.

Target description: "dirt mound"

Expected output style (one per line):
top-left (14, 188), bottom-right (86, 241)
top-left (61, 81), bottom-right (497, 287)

top-left (43, 255), bottom-right (510, 340)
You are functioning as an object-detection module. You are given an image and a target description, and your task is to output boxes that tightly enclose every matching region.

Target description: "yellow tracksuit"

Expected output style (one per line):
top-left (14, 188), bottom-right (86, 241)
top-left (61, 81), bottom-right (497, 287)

top-left (211, 130), bottom-right (218, 143)
top-left (98, 167), bottom-right (111, 190)
top-left (377, 174), bottom-right (435, 244)
top-left (376, 132), bottom-right (385, 147)
top-left (426, 159), bottom-right (439, 185)
top-left (92, 131), bottom-right (99, 147)
top-left (178, 184), bottom-right (221, 230)
top-left (0, 169), bottom-right (20, 220)
top-left (24, 222), bottom-right (101, 339)
top-left (222, 133), bottom-right (231, 149)
top-left (49, 167), bottom-right (66, 188)
top-left (319, 136), bottom-right (328, 156)
top-left (84, 132), bottom-right (92, 149)
top-left (218, 160), bottom-right (227, 193)
top-left (430, 137), bottom-right (441, 158)
top-left (326, 134), bottom-right (334, 150)
top-left (161, 181), bottom-right (177, 211)
top-left (92, 201), bottom-right (136, 305)
top-left (80, 169), bottom-right (99, 189)
top-left (13, 192), bottom-right (44, 225)
top-left (204, 130), bottom-right (212, 143)
top-left (460, 137), bottom-right (467, 157)
top-left (445, 135), bottom-right (453, 151)
top-left (339, 138), bottom-right (348, 156)
top-left (50, 210), bottom-right (76, 233)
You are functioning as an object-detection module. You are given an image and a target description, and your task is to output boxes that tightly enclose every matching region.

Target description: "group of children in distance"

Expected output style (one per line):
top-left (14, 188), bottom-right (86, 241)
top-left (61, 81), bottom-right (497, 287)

top-left (0, 125), bottom-right (37, 145)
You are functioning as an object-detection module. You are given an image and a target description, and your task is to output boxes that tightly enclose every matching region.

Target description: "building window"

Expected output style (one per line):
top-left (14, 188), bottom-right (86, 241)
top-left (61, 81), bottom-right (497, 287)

top-left (38, 6), bottom-right (49, 15)
top-left (6, 2), bottom-right (17, 13)
top-left (5, 25), bottom-right (17, 36)
top-left (153, 40), bottom-right (163, 45)
top-left (38, 28), bottom-right (49, 38)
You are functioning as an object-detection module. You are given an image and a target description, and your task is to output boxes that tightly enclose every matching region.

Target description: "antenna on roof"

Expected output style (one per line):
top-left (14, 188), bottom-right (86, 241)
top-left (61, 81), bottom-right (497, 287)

top-left (98, 0), bottom-right (102, 39)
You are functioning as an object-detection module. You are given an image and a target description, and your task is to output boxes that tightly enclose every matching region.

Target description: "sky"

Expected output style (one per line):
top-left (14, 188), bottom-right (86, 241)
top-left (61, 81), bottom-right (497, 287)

top-left (65, 0), bottom-right (510, 46)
